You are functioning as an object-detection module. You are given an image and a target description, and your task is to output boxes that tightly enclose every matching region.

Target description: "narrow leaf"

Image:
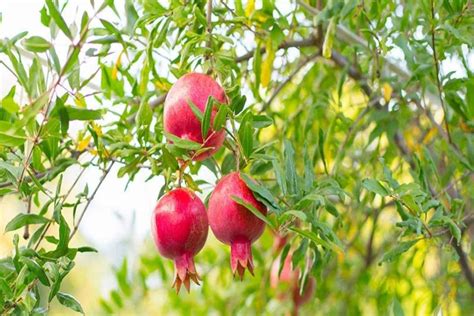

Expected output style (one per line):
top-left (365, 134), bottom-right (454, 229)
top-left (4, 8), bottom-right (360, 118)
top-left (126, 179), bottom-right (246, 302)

top-left (231, 195), bottom-right (275, 229)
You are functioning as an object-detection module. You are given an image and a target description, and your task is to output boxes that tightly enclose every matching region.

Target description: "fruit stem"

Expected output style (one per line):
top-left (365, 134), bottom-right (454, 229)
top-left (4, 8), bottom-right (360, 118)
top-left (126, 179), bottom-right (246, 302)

top-left (177, 159), bottom-right (190, 188)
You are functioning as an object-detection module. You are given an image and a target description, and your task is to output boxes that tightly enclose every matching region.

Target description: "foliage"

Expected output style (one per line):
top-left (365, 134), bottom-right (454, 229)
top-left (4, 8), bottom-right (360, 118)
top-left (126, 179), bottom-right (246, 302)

top-left (0, 0), bottom-right (473, 315)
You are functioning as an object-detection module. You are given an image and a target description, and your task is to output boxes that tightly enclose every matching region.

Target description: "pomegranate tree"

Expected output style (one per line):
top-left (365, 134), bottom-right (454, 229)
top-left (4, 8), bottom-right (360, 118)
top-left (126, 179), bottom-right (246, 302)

top-left (151, 188), bottom-right (209, 292)
top-left (208, 172), bottom-right (267, 279)
top-left (163, 73), bottom-right (228, 160)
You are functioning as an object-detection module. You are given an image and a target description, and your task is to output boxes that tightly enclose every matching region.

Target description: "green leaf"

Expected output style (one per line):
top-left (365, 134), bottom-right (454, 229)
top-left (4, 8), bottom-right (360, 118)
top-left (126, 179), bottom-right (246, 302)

top-left (20, 257), bottom-right (50, 286)
top-left (289, 227), bottom-right (342, 252)
top-left (322, 18), bottom-right (336, 58)
top-left (272, 160), bottom-right (287, 195)
top-left (238, 113), bottom-right (253, 158)
top-left (187, 99), bottom-right (203, 122)
top-left (45, 0), bottom-right (73, 40)
top-left (213, 105), bottom-right (228, 131)
top-left (283, 210), bottom-right (307, 222)
top-left (278, 243), bottom-right (291, 276)
top-left (135, 101), bottom-right (152, 127)
top-left (77, 246), bottom-right (98, 253)
top-left (65, 106), bottom-right (103, 121)
top-left (231, 95), bottom-right (246, 114)
top-left (231, 195), bottom-right (275, 229)
top-left (5, 214), bottom-right (49, 232)
top-left (161, 147), bottom-right (179, 171)
top-left (392, 298), bottom-right (405, 316)
top-left (380, 240), bottom-right (419, 264)
top-left (221, 153), bottom-right (236, 174)
top-left (165, 132), bottom-right (201, 150)
top-left (253, 44), bottom-right (262, 91)
top-left (17, 92), bottom-right (49, 127)
top-left (252, 115), bottom-right (273, 128)
top-left (57, 292), bottom-right (84, 314)
top-left (362, 178), bottom-right (390, 196)
top-left (240, 173), bottom-right (281, 213)
top-left (284, 139), bottom-right (298, 195)
top-left (1, 86), bottom-right (19, 113)
top-left (62, 46), bottom-right (80, 75)
top-left (202, 97), bottom-right (214, 139)
top-left (0, 122), bottom-right (26, 147)
top-left (318, 128), bottom-right (328, 174)
top-left (445, 217), bottom-right (461, 244)
top-left (23, 36), bottom-right (51, 52)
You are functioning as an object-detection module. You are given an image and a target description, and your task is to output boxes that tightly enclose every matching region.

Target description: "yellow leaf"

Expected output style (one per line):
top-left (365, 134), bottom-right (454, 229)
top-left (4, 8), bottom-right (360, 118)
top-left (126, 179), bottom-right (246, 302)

top-left (253, 11), bottom-right (268, 23)
top-left (382, 83), bottom-right (393, 103)
top-left (88, 149), bottom-right (98, 156)
top-left (154, 80), bottom-right (171, 92)
top-left (245, 0), bottom-right (255, 17)
top-left (112, 50), bottom-right (124, 80)
top-left (91, 122), bottom-right (103, 136)
top-left (261, 40), bottom-right (275, 88)
top-left (404, 127), bottom-right (420, 152)
top-left (322, 18), bottom-right (336, 59)
top-left (422, 127), bottom-right (437, 144)
top-left (76, 135), bottom-right (91, 151)
top-left (74, 93), bottom-right (87, 108)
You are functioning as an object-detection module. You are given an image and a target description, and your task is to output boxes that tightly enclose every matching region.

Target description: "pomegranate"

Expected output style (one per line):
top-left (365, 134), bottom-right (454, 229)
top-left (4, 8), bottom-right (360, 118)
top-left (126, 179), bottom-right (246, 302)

top-left (151, 188), bottom-right (209, 292)
top-left (163, 73), bottom-right (228, 161)
top-left (270, 252), bottom-right (316, 314)
top-left (208, 172), bottom-right (267, 279)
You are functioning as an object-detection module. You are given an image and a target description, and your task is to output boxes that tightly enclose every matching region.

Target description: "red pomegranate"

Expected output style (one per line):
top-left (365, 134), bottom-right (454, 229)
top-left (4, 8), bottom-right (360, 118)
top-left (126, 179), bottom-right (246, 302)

top-left (208, 172), bottom-right (267, 279)
top-left (151, 188), bottom-right (209, 292)
top-left (163, 73), bottom-right (228, 161)
top-left (270, 253), bottom-right (316, 314)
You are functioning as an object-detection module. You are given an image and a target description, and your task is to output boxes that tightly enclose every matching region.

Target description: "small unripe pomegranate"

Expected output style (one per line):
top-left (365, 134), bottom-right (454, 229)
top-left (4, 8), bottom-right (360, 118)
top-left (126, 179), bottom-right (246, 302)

top-left (163, 73), bottom-right (228, 161)
top-left (270, 253), bottom-right (316, 314)
top-left (151, 188), bottom-right (209, 292)
top-left (208, 172), bottom-right (267, 279)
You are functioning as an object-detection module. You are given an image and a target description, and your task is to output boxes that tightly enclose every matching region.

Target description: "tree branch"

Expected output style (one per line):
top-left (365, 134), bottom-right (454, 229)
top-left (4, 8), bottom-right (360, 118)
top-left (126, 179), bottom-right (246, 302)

top-left (235, 37), bottom-right (318, 63)
top-left (262, 51), bottom-right (321, 112)
top-left (430, 0), bottom-right (453, 144)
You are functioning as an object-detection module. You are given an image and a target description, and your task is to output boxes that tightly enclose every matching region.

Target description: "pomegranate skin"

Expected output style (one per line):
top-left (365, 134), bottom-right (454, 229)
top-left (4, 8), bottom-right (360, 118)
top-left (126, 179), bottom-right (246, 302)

top-left (164, 73), bottom-right (228, 161)
top-left (151, 188), bottom-right (209, 292)
top-left (208, 172), bottom-right (267, 279)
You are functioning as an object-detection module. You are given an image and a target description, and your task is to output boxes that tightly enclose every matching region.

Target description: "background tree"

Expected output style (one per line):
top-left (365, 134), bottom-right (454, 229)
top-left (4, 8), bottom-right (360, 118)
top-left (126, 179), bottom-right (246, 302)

top-left (0, 0), bottom-right (473, 314)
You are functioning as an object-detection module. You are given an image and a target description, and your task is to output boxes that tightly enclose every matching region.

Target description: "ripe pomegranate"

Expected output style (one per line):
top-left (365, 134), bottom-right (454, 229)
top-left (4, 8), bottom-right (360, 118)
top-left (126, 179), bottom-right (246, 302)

top-left (208, 172), bottom-right (267, 279)
top-left (151, 188), bottom-right (208, 292)
top-left (163, 72), bottom-right (228, 161)
top-left (270, 253), bottom-right (316, 315)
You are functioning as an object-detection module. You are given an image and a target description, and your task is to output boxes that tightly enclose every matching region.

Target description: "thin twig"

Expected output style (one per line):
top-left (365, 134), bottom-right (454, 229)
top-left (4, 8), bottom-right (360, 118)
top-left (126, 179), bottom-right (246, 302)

top-left (69, 162), bottom-right (115, 239)
top-left (235, 37), bottom-right (318, 62)
top-left (23, 195), bottom-right (32, 240)
top-left (262, 52), bottom-right (320, 112)
top-left (34, 164), bottom-right (90, 251)
top-left (430, 0), bottom-right (453, 144)
top-left (206, 0), bottom-right (213, 51)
